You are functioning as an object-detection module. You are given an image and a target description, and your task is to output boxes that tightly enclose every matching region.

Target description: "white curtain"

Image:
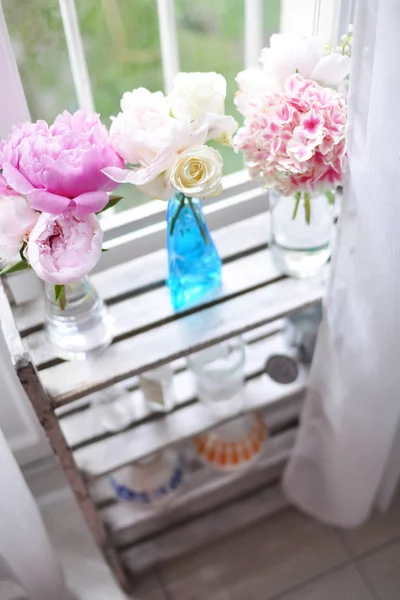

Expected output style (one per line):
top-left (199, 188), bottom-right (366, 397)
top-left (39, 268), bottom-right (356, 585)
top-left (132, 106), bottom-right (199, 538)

top-left (284, 0), bottom-right (400, 527)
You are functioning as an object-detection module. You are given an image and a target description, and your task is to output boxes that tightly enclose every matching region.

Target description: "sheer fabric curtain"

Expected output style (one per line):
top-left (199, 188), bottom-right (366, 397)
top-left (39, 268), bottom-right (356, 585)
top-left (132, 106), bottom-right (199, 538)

top-left (284, 0), bottom-right (400, 527)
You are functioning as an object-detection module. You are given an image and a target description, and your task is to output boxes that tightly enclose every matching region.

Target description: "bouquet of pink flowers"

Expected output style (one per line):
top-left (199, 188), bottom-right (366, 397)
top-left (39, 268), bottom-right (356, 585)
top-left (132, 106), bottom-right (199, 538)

top-left (0, 109), bottom-right (124, 308)
top-left (234, 31), bottom-right (352, 222)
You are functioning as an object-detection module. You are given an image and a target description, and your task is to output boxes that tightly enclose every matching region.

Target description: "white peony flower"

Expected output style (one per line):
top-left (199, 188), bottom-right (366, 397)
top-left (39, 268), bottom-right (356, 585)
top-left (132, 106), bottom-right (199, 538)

top-left (261, 33), bottom-right (350, 88)
top-left (169, 72), bottom-right (238, 144)
top-left (0, 195), bottom-right (38, 261)
top-left (235, 34), bottom-right (351, 116)
top-left (104, 88), bottom-right (196, 187)
top-left (169, 72), bottom-right (226, 120)
top-left (169, 145), bottom-right (223, 198)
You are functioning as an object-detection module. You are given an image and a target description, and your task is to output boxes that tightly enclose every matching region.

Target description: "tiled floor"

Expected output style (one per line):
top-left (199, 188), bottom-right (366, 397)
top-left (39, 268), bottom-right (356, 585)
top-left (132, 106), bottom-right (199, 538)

top-left (36, 486), bottom-right (400, 600)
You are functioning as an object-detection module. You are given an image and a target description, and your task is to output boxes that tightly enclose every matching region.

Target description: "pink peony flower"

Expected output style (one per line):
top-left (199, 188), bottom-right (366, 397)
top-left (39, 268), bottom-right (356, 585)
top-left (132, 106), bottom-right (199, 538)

top-left (0, 195), bottom-right (38, 260)
top-left (26, 210), bottom-right (103, 284)
top-left (234, 74), bottom-right (347, 195)
top-left (0, 110), bottom-right (124, 216)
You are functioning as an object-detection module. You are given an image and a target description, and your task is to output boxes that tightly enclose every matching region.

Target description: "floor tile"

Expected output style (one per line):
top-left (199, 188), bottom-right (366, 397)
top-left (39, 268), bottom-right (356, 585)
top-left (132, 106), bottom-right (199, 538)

top-left (358, 539), bottom-right (400, 600)
top-left (276, 565), bottom-right (374, 600)
top-left (340, 489), bottom-right (400, 556)
top-left (160, 507), bottom-right (348, 600)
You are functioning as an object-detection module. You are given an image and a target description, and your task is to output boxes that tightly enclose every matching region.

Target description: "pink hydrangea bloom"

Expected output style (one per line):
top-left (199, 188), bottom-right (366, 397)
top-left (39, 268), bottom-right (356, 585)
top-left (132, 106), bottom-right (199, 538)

top-left (0, 110), bottom-right (124, 216)
top-left (234, 74), bottom-right (347, 195)
top-left (26, 210), bottom-right (103, 284)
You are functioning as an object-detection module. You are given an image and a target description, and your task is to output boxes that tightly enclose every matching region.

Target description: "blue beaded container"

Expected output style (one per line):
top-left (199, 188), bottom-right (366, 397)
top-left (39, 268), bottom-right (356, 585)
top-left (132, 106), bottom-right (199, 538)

top-left (166, 192), bottom-right (222, 310)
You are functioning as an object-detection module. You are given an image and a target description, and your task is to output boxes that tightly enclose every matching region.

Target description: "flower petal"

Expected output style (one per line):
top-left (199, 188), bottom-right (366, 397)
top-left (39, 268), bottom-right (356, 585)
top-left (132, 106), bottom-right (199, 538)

top-left (310, 54), bottom-right (351, 86)
top-left (73, 191), bottom-right (109, 216)
top-left (137, 174), bottom-right (171, 201)
top-left (2, 163), bottom-right (34, 195)
top-left (28, 189), bottom-right (71, 214)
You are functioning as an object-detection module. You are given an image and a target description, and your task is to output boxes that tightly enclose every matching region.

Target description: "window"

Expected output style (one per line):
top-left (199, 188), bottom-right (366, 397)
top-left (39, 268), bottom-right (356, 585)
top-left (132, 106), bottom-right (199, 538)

top-left (1, 0), bottom-right (347, 267)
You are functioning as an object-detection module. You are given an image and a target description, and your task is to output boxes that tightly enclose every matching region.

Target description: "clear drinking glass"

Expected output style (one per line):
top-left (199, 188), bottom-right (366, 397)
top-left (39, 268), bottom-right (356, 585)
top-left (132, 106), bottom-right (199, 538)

top-left (270, 190), bottom-right (334, 278)
top-left (44, 276), bottom-right (113, 361)
top-left (187, 337), bottom-right (246, 415)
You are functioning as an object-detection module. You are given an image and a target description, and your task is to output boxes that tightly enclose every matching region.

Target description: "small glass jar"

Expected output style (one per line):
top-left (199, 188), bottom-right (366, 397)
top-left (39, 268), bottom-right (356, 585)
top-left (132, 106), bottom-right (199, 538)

top-left (44, 276), bottom-right (113, 361)
top-left (187, 337), bottom-right (246, 415)
top-left (270, 189), bottom-right (334, 278)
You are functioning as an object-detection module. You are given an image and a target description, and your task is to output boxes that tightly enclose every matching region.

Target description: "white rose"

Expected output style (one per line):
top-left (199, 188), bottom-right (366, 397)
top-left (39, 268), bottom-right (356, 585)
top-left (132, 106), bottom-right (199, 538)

top-left (0, 195), bottom-right (38, 261)
top-left (169, 72), bottom-right (226, 120)
top-left (169, 145), bottom-right (223, 198)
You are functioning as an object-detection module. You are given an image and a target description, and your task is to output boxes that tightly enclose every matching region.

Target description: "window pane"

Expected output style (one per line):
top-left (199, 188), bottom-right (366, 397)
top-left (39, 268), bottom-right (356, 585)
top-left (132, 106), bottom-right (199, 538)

top-left (75, 0), bottom-right (165, 211)
top-left (176, 0), bottom-right (281, 175)
top-left (3, 0), bottom-right (76, 122)
top-left (75, 0), bottom-right (163, 120)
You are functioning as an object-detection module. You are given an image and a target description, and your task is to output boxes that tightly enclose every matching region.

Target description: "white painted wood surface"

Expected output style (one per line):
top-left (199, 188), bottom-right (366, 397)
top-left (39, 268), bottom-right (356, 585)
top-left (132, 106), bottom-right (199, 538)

top-left (98, 428), bottom-right (296, 548)
top-left (13, 213), bottom-right (270, 335)
top-left (41, 272), bottom-right (323, 405)
top-left (29, 248), bottom-right (281, 367)
top-left (58, 0), bottom-right (95, 111)
top-left (73, 332), bottom-right (306, 477)
top-left (0, 329), bottom-right (50, 465)
top-left (245, 0), bottom-right (264, 67)
top-left (156, 0), bottom-right (179, 92)
top-left (58, 322), bottom-right (284, 450)
top-left (122, 481), bottom-right (287, 575)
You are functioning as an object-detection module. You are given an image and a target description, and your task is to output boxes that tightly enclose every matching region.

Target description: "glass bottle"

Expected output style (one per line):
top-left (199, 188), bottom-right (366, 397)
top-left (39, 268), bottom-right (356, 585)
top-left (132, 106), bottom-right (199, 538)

top-left (166, 192), bottom-right (222, 311)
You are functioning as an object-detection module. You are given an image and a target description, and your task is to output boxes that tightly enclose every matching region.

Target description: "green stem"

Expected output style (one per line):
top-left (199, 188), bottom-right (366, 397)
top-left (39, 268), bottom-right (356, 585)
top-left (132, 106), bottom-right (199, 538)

top-left (188, 197), bottom-right (209, 245)
top-left (54, 284), bottom-right (66, 311)
top-left (304, 192), bottom-right (311, 225)
top-left (169, 196), bottom-right (185, 236)
top-left (292, 191), bottom-right (301, 220)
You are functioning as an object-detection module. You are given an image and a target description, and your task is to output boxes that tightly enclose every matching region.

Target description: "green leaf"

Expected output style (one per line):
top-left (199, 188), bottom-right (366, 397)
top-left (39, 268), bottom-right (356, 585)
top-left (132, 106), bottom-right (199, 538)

top-left (325, 190), bottom-right (335, 206)
top-left (101, 247), bottom-right (109, 252)
top-left (0, 261), bottom-right (31, 275)
top-left (54, 284), bottom-right (66, 311)
top-left (97, 195), bottom-right (124, 214)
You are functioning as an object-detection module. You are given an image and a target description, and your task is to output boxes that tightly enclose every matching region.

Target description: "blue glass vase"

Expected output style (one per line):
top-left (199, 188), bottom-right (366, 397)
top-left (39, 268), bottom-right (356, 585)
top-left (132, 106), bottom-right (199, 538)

top-left (167, 192), bottom-right (222, 310)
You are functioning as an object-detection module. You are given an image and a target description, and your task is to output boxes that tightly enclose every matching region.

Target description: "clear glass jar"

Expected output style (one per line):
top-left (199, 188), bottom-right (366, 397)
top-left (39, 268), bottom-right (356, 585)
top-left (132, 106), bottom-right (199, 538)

top-left (270, 189), bottom-right (334, 278)
top-left (187, 337), bottom-right (246, 415)
top-left (44, 276), bottom-right (113, 361)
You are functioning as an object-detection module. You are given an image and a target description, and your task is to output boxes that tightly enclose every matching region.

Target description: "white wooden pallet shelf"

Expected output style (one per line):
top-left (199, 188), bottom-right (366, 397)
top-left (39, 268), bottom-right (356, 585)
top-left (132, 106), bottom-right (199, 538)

top-left (0, 214), bottom-right (325, 591)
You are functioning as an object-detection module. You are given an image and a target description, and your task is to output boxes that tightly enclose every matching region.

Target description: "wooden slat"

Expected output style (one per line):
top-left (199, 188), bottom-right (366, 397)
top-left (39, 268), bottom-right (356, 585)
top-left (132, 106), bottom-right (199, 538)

top-left (101, 428), bottom-right (295, 548)
top-left (42, 271), bottom-right (325, 405)
top-left (72, 335), bottom-right (306, 478)
top-left (59, 324), bottom-right (284, 450)
top-left (27, 247), bottom-right (282, 368)
top-left (121, 482), bottom-right (287, 575)
top-left (13, 214), bottom-right (270, 335)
